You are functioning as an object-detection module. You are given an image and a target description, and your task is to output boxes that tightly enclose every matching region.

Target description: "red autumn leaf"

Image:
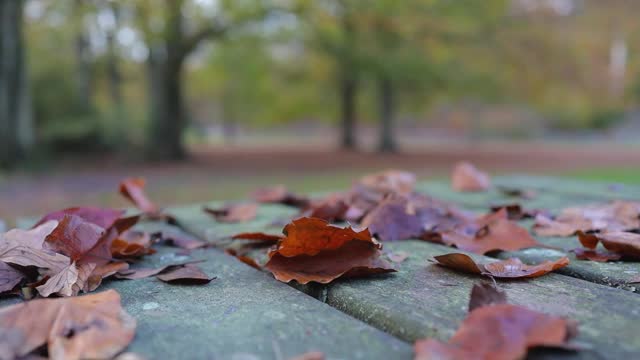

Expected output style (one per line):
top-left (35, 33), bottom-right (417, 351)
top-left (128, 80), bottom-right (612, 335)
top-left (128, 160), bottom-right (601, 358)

top-left (577, 231), bottom-right (640, 259)
top-left (0, 261), bottom-right (25, 294)
top-left (203, 203), bottom-right (258, 223)
top-left (156, 264), bottom-right (214, 284)
top-left (34, 207), bottom-right (125, 229)
top-left (430, 209), bottom-right (542, 255)
top-left (45, 215), bottom-right (105, 262)
top-left (264, 217), bottom-right (395, 284)
top-left (232, 232), bottom-right (283, 243)
top-left (251, 185), bottom-right (310, 208)
top-left (533, 201), bottom-right (640, 237)
top-left (226, 249), bottom-right (263, 270)
top-left (0, 289), bottom-right (135, 360)
top-left (414, 285), bottom-right (577, 360)
top-left (451, 161), bottom-right (491, 192)
top-left (0, 221), bottom-right (70, 274)
top-left (433, 253), bottom-right (569, 279)
top-left (119, 177), bottom-right (159, 214)
top-left (572, 248), bottom-right (622, 262)
top-left (111, 230), bottom-right (156, 258)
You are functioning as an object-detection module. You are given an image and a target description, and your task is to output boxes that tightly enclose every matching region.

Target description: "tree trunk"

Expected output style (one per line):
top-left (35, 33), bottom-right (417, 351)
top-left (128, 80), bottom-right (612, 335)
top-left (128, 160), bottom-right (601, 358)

top-left (74, 0), bottom-right (92, 112)
top-left (0, 0), bottom-right (32, 168)
top-left (146, 47), bottom-right (187, 160)
top-left (106, 3), bottom-right (123, 113)
top-left (377, 75), bottom-right (396, 153)
top-left (339, 72), bottom-right (357, 150)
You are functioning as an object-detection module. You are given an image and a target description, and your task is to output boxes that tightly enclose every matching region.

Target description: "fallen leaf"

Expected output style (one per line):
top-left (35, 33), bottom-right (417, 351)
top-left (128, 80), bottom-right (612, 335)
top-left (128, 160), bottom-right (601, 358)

top-left (358, 170), bottom-right (416, 195)
top-left (433, 253), bottom-right (569, 279)
top-left (34, 207), bottom-right (125, 229)
top-left (0, 221), bottom-right (69, 273)
top-left (533, 201), bottom-right (640, 236)
top-left (226, 249), bottom-right (262, 270)
top-left (577, 231), bottom-right (640, 259)
top-left (157, 231), bottom-right (206, 250)
top-left (251, 185), bottom-right (310, 208)
top-left (45, 215), bottom-right (105, 262)
top-left (451, 161), bottom-right (491, 192)
top-left (468, 283), bottom-right (507, 312)
top-left (361, 194), bottom-right (460, 241)
top-left (571, 248), bottom-right (622, 262)
top-left (0, 289), bottom-right (135, 360)
top-left (415, 285), bottom-right (577, 360)
top-left (301, 194), bottom-right (350, 222)
top-left (156, 264), bottom-right (214, 284)
top-left (264, 218), bottom-right (395, 284)
top-left (231, 232), bottom-right (283, 243)
top-left (203, 203), bottom-right (258, 223)
top-left (431, 209), bottom-right (542, 254)
top-left (35, 262), bottom-right (80, 297)
top-left (111, 231), bottom-right (156, 258)
top-left (0, 262), bottom-right (25, 294)
top-left (115, 260), bottom-right (205, 280)
top-left (490, 203), bottom-right (545, 220)
top-left (86, 262), bottom-right (129, 292)
top-left (119, 177), bottom-right (158, 214)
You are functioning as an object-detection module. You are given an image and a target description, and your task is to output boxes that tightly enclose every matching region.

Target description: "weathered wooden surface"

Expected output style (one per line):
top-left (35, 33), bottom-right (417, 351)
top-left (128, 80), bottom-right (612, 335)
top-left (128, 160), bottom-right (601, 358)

top-left (171, 201), bottom-right (640, 359)
top-left (0, 222), bottom-right (412, 360)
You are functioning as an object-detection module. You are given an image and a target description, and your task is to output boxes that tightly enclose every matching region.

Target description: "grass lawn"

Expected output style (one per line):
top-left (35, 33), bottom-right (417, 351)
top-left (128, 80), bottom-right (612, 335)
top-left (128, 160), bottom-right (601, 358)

top-left (564, 168), bottom-right (640, 185)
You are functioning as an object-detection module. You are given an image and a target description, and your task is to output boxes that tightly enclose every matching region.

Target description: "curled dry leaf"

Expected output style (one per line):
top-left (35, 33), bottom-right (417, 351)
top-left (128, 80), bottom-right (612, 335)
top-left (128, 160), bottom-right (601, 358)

top-left (431, 209), bottom-right (542, 255)
top-left (433, 253), bottom-right (569, 279)
top-left (203, 203), bottom-right (258, 223)
top-left (0, 289), bottom-right (135, 360)
top-left (301, 194), bottom-right (350, 222)
top-left (0, 221), bottom-right (69, 273)
top-left (451, 161), bottom-right (491, 192)
top-left (572, 248), bottom-right (621, 262)
top-left (415, 285), bottom-right (577, 360)
top-left (0, 262), bottom-right (25, 294)
top-left (232, 232), bottom-right (283, 243)
top-left (111, 231), bottom-right (156, 258)
top-left (156, 264), bottom-right (214, 284)
top-left (226, 249), bottom-right (262, 270)
top-left (34, 207), bottom-right (125, 229)
top-left (577, 231), bottom-right (640, 259)
top-left (533, 201), bottom-right (640, 237)
top-left (115, 260), bottom-right (205, 280)
top-left (358, 169), bottom-right (416, 195)
top-left (468, 283), bottom-right (507, 312)
top-left (119, 177), bottom-right (159, 214)
top-left (251, 185), bottom-right (310, 208)
top-left (264, 218), bottom-right (395, 284)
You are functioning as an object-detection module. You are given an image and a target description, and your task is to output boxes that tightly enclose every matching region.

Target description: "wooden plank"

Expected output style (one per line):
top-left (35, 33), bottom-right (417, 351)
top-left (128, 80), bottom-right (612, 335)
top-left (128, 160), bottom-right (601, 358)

top-left (0, 221), bottom-right (412, 360)
top-left (171, 205), bottom-right (640, 359)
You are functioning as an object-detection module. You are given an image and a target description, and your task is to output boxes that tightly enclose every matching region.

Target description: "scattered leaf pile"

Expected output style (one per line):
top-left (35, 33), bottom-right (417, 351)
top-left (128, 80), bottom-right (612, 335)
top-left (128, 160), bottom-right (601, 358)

top-left (414, 283), bottom-right (578, 360)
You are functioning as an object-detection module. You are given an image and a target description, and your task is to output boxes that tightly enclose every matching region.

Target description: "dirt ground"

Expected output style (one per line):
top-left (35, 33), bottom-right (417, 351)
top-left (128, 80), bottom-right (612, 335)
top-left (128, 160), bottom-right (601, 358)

top-left (2, 142), bottom-right (640, 223)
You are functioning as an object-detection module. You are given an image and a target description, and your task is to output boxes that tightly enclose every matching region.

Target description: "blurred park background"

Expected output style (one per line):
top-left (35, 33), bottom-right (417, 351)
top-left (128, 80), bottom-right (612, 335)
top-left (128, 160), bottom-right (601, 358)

top-left (2, 0), bottom-right (640, 222)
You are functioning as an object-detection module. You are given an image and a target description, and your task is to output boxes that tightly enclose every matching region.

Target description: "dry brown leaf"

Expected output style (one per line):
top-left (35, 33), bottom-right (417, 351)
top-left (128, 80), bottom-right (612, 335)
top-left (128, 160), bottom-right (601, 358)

top-left (232, 232), bottom-right (283, 243)
top-left (301, 194), bottom-right (350, 222)
top-left (577, 231), bottom-right (640, 259)
top-left (572, 248), bottom-right (622, 262)
top-left (451, 161), bottom-right (491, 192)
top-left (203, 203), bottom-right (258, 223)
top-left (119, 177), bottom-right (159, 214)
top-left (115, 260), bottom-right (205, 280)
top-left (533, 201), bottom-right (640, 236)
top-left (0, 221), bottom-right (69, 273)
top-left (433, 253), bottom-right (569, 279)
top-left (157, 231), bottom-right (206, 250)
top-left (0, 262), bottom-right (25, 294)
top-left (415, 285), bottom-right (577, 360)
top-left (358, 170), bottom-right (416, 195)
top-left (35, 262), bottom-right (80, 297)
top-left (0, 289), bottom-right (135, 360)
top-left (251, 185), bottom-right (310, 208)
top-left (45, 215), bottom-right (105, 262)
top-left (264, 218), bottom-right (395, 284)
top-left (468, 283), bottom-right (507, 312)
top-left (111, 231), bottom-right (156, 258)
top-left (156, 264), bottom-right (214, 284)
top-left (431, 209), bottom-right (542, 254)
top-left (34, 207), bottom-right (125, 230)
